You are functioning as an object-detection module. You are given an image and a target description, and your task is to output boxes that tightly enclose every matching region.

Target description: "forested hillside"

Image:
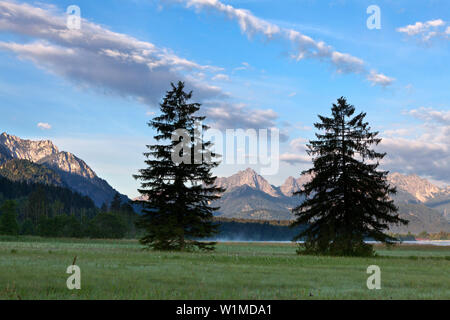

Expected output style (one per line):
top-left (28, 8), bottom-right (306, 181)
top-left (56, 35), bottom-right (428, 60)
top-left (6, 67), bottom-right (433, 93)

top-left (0, 176), bottom-right (138, 238)
top-left (0, 159), bottom-right (66, 187)
top-left (0, 133), bottom-right (124, 206)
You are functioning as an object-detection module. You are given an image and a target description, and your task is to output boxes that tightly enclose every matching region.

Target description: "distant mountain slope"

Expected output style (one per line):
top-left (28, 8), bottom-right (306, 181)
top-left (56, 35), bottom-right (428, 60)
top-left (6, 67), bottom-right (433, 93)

top-left (279, 177), bottom-right (301, 197)
top-left (393, 203), bottom-right (450, 234)
top-left (0, 132), bottom-right (122, 206)
top-left (387, 172), bottom-right (450, 220)
top-left (0, 144), bottom-right (12, 164)
top-left (421, 196), bottom-right (450, 220)
top-left (213, 185), bottom-right (300, 220)
top-left (36, 151), bottom-right (118, 206)
top-left (387, 172), bottom-right (443, 202)
top-left (37, 151), bottom-right (96, 179)
top-left (390, 189), bottom-right (420, 204)
top-left (0, 175), bottom-right (96, 212)
top-left (215, 168), bottom-right (281, 197)
top-left (279, 174), bottom-right (313, 196)
top-left (212, 168), bottom-right (304, 220)
top-left (210, 168), bottom-right (449, 233)
top-left (0, 159), bottom-right (65, 187)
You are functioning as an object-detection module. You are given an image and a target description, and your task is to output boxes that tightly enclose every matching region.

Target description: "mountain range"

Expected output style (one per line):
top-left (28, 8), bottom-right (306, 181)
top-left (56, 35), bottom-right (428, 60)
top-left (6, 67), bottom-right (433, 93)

top-left (1, 132), bottom-right (449, 234)
top-left (0, 132), bottom-right (120, 206)
top-left (210, 168), bottom-right (450, 234)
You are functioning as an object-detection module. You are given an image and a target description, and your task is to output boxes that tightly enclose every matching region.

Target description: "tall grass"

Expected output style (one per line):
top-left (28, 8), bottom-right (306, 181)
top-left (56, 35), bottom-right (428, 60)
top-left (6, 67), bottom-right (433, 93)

top-left (0, 237), bottom-right (448, 299)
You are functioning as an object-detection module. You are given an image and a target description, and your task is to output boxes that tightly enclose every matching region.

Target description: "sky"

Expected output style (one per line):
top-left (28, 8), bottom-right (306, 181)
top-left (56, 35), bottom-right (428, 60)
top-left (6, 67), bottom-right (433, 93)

top-left (0, 0), bottom-right (449, 198)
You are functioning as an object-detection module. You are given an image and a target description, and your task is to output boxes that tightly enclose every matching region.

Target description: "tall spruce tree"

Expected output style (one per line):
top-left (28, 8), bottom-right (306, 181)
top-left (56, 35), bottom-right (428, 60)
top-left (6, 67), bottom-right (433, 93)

top-left (291, 97), bottom-right (408, 256)
top-left (134, 81), bottom-right (224, 251)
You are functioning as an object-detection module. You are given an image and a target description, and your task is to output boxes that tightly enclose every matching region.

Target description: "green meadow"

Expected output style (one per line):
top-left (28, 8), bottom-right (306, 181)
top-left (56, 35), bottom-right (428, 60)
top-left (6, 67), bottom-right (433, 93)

top-left (0, 237), bottom-right (449, 300)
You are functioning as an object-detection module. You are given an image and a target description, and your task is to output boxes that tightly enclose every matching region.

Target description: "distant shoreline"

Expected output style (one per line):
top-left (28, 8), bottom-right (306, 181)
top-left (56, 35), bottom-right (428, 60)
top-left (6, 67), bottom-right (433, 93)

top-left (213, 240), bottom-right (450, 246)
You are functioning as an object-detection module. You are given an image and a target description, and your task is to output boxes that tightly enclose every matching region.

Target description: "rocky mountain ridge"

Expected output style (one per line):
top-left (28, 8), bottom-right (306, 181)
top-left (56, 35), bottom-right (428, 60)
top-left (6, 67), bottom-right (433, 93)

top-left (0, 132), bottom-right (121, 206)
top-left (215, 168), bottom-right (281, 197)
top-left (387, 172), bottom-right (445, 202)
top-left (216, 168), bottom-right (450, 207)
top-left (0, 132), bottom-right (58, 162)
top-left (210, 168), bottom-right (450, 233)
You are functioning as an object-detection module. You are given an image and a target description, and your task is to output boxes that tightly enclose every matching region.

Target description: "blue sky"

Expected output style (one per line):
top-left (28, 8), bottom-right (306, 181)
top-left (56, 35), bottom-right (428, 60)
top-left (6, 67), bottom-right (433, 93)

top-left (0, 0), bottom-right (449, 198)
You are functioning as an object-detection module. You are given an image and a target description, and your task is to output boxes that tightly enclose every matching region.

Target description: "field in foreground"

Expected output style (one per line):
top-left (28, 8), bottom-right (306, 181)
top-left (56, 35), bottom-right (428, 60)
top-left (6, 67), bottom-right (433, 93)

top-left (0, 237), bottom-right (449, 299)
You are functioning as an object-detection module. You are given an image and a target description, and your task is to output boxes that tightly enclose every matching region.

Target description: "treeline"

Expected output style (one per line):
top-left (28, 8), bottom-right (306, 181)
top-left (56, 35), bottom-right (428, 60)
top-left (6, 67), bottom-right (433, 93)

top-left (0, 175), bottom-right (95, 212)
top-left (0, 159), bottom-right (65, 187)
top-left (214, 217), bottom-right (294, 226)
top-left (417, 231), bottom-right (450, 240)
top-left (214, 218), bottom-right (426, 242)
top-left (0, 177), bottom-right (139, 238)
top-left (0, 175), bottom-right (305, 241)
top-left (2, 176), bottom-right (445, 241)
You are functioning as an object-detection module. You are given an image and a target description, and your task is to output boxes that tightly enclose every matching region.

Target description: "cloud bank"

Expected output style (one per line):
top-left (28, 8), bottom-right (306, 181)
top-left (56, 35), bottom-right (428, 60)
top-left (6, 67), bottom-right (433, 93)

top-left (397, 19), bottom-right (449, 42)
top-left (172, 0), bottom-right (394, 87)
top-left (0, 1), bottom-right (280, 130)
top-left (280, 109), bottom-right (450, 185)
top-left (380, 107), bottom-right (450, 184)
top-left (0, 1), bottom-right (225, 105)
top-left (279, 137), bottom-right (311, 165)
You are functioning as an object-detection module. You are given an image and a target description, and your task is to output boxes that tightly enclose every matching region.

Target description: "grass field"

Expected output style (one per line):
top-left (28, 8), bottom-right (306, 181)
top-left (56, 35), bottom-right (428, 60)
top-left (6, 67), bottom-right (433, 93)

top-left (0, 236), bottom-right (449, 299)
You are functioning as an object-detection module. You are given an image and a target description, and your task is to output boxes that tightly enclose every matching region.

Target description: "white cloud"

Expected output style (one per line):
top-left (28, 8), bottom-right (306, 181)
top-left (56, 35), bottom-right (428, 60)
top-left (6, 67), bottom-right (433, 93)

top-left (289, 137), bottom-right (308, 151)
top-left (0, 0), bottom-right (224, 106)
top-left (212, 73), bottom-right (230, 81)
top-left (397, 20), bottom-right (444, 35)
top-left (380, 137), bottom-right (449, 183)
top-left (367, 70), bottom-right (395, 87)
top-left (397, 19), bottom-right (448, 42)
top-left (279, 153), bottom-right (310, 165)
top-left (379, 107), bottom-right (450, 184)
top-left (203, 101), bottom-right (278, 129)
top-left (294, 123), bottom-right (312, 131)
top-left (382, 128), bottom-right (413, 138)
top-left (279, 137), bottom-right (311, 165)
top-left (173, 0), bottom-right (393, 86)
top-left (37, 122), bottom-right (51, 130)
top-left (281, 107), bottom-right (450, 184)
top-left (427, 19), bottom-right (446, 27)
top-left (233, 61), bottom-right (251, 72)
top-left (408, 107), bottom-right (450, 125)
top-left (331, 51), bottom-right (364, 74)
top-left (0, 1), bottom-right (280, 130)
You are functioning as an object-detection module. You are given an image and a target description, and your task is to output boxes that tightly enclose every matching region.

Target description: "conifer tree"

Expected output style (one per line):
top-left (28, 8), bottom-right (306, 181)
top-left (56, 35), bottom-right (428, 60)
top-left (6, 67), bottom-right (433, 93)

top-left (0, 200), bottom-right (19, 236)
top-left (134, 81), bottom-right (224, 251)
top-left (291, 97), bottom-right (408, 256)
